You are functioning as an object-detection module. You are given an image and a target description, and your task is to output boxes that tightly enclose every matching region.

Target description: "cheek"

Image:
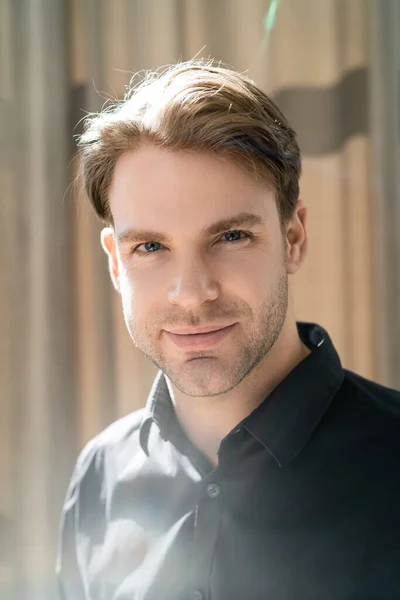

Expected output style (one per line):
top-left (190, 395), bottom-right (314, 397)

top-left (221, 251), bottom-right (279, 296)
top-left (118, 270), bottom-right (138, 317)
top-left (119, 268), bottom-right (164, 322)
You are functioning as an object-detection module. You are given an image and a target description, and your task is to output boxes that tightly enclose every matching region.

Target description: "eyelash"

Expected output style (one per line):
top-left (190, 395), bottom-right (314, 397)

top-left (130, 230), bottom-right (252, 256)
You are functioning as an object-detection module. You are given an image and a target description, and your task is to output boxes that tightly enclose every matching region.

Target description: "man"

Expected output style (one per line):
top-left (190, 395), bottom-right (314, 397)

top-left (57, 60), bottom-right (400, 600)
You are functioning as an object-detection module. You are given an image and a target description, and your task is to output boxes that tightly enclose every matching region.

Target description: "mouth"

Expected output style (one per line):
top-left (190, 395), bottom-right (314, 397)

top-left (164, 323), bottom-right (237, 350)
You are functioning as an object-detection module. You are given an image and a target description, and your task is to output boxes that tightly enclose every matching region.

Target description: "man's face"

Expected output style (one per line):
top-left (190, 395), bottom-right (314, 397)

top-left (104, 145), bottom-right (301, 397)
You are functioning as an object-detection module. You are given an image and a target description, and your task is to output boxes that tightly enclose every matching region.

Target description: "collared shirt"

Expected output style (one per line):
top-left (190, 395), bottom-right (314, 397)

top-left (57, 323), bottom-right (400, 600)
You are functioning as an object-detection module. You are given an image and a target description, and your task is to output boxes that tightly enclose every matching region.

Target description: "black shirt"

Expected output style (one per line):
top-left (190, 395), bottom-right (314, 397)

top-left (57, 323), bottom-right (400, 600)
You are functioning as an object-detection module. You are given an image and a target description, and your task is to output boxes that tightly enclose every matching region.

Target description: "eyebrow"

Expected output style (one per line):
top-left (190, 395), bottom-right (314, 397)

top-left (116, 212), bottom-right (265, 245)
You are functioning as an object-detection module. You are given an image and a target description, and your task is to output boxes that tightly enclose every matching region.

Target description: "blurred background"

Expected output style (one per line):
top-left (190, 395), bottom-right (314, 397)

top-left (1, 0), bottom-right (400, 598)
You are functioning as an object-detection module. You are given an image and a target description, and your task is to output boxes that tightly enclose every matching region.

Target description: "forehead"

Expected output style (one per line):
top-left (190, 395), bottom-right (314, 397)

top-left (109, 145), bottom-right (278, 233)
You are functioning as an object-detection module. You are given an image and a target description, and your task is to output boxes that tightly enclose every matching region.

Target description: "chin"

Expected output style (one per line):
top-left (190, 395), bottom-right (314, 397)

top-left (165, 358), bottom-right (239, 397)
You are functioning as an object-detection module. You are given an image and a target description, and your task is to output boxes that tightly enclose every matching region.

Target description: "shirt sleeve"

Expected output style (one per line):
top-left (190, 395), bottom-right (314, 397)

top-left (56, 440), bottom-right (98, 600)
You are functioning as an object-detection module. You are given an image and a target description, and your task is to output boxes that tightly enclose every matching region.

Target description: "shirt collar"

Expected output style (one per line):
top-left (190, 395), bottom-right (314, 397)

top-left (241, 322), bottom-right (344, 466)
top-left (139, 322), bottom-right (345, 465)
top-left (139, 370), bottom-right (172, 455)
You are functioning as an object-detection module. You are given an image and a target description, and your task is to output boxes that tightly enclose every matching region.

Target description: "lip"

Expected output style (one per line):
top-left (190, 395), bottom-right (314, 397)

top-left (164, 323), bottom-right (237, 350)
top-left (166, 324), bottom-right (234, 335)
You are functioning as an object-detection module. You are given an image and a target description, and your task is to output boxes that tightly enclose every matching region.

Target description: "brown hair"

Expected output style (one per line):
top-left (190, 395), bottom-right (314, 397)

top-left (78, 59), bottom-right (301, 226)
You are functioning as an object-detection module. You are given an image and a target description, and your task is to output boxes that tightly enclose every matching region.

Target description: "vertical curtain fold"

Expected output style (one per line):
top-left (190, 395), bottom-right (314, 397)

top-left (368, 0), bottom-right (400, 387)
top-left (1, 1), bottom-right (76, 598)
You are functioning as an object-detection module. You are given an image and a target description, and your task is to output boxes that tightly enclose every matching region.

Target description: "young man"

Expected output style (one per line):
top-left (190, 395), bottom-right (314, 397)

top-left (57, 60), bottom-right (400, 600)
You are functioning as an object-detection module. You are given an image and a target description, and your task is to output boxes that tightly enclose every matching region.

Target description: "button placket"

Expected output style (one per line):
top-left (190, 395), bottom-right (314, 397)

top-left (190, 478), bottom-right (223, 600)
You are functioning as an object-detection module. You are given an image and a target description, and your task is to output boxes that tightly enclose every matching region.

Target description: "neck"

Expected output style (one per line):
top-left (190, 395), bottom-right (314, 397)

top-left (166, 313), bottom-right (310, 468)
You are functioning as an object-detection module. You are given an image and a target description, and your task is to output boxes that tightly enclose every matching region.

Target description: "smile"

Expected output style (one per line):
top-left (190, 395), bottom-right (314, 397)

top-left (164, 323), bottom-right (237, 350)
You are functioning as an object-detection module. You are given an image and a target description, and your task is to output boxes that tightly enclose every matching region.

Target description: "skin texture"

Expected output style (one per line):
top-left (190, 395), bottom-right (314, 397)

top-left (102, 145), bottom-right (308, 465)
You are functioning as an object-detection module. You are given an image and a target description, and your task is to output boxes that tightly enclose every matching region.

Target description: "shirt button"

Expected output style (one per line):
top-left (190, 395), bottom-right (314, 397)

top-left (193, 591), bottom-right (204, 600)
top-left (207, 483), bottom-right (220, 498)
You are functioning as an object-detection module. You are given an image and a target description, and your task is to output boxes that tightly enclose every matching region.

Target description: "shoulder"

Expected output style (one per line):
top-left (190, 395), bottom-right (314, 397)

top-left (317, 370), bottom-right (400, 463)
top-left (67, 409), bottom-right (146, 497)
top-left (342, 370), bottom-right (400, 418)
top-left (91, 408), bottom-right (146, 451)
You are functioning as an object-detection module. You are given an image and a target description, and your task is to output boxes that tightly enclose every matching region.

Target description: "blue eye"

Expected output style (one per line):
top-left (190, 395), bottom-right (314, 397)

top-left (220, 230), bottom-right (250, 242)
top-left (131, 241), bottom-right (163, 256)
top-left (143, 241), bottom-right (162, 253)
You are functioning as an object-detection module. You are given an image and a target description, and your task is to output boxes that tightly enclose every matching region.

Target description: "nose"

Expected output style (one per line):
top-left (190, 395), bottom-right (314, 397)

top-left (168, 256), bottom-right (219, 309)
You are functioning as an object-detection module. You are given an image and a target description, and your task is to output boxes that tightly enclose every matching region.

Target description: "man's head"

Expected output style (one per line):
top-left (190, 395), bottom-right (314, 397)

top-left (78, 59), bottom-right (307, 397)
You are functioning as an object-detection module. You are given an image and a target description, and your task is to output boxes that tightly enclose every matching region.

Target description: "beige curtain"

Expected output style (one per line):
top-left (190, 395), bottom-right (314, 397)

top-left (1, 1), bottom-right (397, 598)
top-left (264, 0), bottom-right (376, 378)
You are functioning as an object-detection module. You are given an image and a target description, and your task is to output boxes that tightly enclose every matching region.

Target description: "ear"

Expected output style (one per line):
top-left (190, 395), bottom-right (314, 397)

top-left (100, 227), bottom-right (121, 293)
top-left (284, 200), bottom-right (308, 275)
